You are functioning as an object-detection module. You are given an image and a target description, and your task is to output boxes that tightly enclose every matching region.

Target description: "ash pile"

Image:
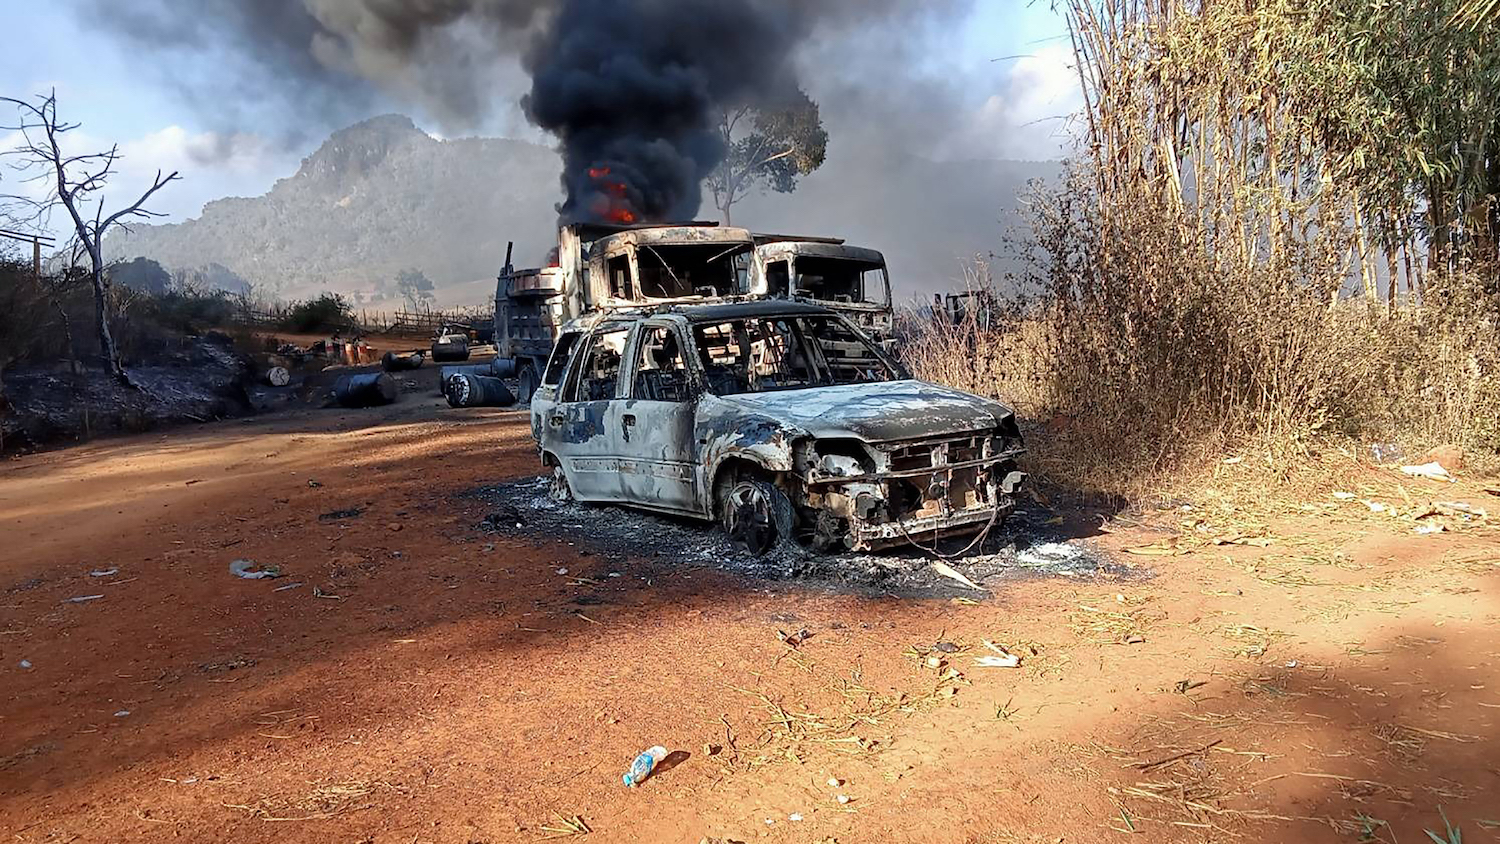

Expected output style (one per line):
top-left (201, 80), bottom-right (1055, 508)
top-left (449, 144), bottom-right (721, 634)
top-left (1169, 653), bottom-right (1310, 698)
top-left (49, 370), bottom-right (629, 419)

top-left (475, 477), bottom-right (1141, 597)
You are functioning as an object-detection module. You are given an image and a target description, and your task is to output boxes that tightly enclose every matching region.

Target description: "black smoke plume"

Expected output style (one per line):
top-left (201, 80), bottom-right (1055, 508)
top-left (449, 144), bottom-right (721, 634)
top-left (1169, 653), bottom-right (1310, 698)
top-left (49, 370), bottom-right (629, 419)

top-left (522, 0), bottom-right (798, 224)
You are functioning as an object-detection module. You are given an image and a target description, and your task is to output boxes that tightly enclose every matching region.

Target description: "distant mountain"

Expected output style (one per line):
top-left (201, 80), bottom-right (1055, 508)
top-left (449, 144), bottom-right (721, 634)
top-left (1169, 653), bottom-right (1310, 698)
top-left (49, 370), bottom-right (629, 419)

top-left (110, 115), bottom-right (563, 306)
top-left (110, 114), bottom-right (1057, 306)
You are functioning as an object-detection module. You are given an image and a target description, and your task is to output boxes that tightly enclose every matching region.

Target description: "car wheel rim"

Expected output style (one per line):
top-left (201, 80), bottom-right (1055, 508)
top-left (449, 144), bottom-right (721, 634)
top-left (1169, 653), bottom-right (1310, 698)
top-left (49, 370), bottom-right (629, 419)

top-left (549, 466), bottom-right (571, 503)
top-left (726, 483), bottom-right (777, 554)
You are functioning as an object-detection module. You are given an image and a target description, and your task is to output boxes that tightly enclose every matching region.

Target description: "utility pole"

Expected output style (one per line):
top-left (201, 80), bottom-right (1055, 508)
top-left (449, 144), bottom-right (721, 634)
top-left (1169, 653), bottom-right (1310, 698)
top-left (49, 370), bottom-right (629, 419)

top-left (0, 228), bottom-right (54, 278)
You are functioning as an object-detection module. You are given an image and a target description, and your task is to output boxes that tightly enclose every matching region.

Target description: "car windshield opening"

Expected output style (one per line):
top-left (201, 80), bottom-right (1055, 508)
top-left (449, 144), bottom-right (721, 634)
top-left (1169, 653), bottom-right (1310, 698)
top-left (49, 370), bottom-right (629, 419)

top-left (635, 243), bottom-right (752, 299)
top-left (792, 258), bottom-right (888, 305)
top-left (693, 315), bottom-right (897, 396)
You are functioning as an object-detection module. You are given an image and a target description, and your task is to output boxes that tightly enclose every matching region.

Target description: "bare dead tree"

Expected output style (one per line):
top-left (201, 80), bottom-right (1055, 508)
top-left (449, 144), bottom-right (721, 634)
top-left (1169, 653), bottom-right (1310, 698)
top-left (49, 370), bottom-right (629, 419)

top-left (0, 91), bottom-right (178, 387)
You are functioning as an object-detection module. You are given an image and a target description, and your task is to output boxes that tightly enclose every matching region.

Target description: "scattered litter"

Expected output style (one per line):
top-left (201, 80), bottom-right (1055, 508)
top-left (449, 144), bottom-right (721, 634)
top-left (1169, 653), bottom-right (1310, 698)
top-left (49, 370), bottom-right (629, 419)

top-left (931, 641), bottom-right (959, 653)
top-left (1370, 442), bottom-right (1403, 464)
top-left (89, 568), bottom-right (119, 577)
top-left (312, 586), bottom-right (343, 600)
top-left (556, 567), bottom-right (569, 576)
top-left (1285, 660), bottom-right (1299, 668)
top-left (836, 795), bottom-right (851, 805)
top-left (1123, 634), bottom-right (1146, 644)
top-left (19, 659), bottom-right (31, 669)
top-left (1400, 462), bottom-right (1454, 481)
top-left (975, 655), bottom-right (1021, 668)
top-left (1363, 500), bottom-right (1393, 514)
top-left (307, 479), bottom-right (322, 488)
top-left (230, 559), bottom-right (280, 580)
top-left (777, 628), bottom-right (813, 648)
top-left (623, 745), bottom-right (668, 787)
top-left (317, 507), bottom-right (364, 522)
top-left (924, 655), bottom-right (945, 670)
top-left (826, 778), bottom-right (842, 788)
top-left (765, 819), bottom-right (775, 826)
top-left (1332, 491), bottom-right (1356, 500)
top-left (1414, 523), bottom-right (1447, 535)
top-left (114, 710), bottom-right (130, 717)
top-left (1429, 501), bottom-right (1488, 519)
top-left (930, 560), bottom-right (984, 591)
top-left (1222, 456), bottom-right (1243, 464)
top-left (1014, 542), bottom-right (1087, 568)
top-left (272, 582), bottom-right (304, 592)
top-left (789, 813), bottom-right (803, 822)
top-left (64, 595), bottom-right (104, 603)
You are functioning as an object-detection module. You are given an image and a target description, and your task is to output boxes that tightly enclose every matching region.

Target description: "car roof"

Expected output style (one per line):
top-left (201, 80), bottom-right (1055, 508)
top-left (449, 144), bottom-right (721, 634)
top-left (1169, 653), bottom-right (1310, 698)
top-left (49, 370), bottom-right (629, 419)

top-left (672, 299), bottom-right (835, 322)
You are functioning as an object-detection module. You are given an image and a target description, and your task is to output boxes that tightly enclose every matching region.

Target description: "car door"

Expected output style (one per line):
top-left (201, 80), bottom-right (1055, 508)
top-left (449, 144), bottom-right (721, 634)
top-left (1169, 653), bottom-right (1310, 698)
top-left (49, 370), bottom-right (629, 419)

top-left (530, 329), bottom-right (581, 443)
top-left (614, 320), bottom-right (704, 516)
top-left (538, 325), bottom-right (630, 503)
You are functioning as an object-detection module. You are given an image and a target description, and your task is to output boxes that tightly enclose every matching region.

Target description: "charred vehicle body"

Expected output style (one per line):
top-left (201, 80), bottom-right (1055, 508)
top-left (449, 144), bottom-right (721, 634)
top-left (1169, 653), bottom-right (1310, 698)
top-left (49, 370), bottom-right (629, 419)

top-left (753, 236), bottom-right (894, 339)
top-left (531, 300), bottom-right (1026, 554)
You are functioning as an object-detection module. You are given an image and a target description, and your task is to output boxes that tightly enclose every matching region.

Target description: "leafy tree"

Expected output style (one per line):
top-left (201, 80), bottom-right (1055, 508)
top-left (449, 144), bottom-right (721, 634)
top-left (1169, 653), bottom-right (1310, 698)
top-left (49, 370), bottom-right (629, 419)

top-left (706, 89), bottom-right (829, 224)
top-left (395, 267), bottom-right (435, 310)
top-left (108, 257), bottom-right (172, 294)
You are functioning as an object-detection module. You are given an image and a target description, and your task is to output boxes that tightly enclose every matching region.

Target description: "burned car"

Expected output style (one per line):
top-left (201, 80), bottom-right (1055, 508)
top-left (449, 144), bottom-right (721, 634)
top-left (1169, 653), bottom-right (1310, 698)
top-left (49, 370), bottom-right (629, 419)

top-left (531, 300), bottom-right (1026, 554)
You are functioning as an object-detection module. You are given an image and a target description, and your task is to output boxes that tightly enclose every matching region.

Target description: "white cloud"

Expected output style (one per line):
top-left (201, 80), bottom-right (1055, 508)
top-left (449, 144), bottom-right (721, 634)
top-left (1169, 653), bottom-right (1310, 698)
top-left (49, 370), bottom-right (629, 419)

top-left (1, 122), bottom-right (297, 240)
top-left (942, 44), bottom-right (1085, 162)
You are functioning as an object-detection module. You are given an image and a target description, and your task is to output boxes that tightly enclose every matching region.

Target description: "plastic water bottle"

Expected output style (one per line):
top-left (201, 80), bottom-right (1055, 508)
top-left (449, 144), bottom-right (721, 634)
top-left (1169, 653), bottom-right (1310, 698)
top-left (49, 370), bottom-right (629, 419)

top-left (622, 746), bottom-right (668, 787)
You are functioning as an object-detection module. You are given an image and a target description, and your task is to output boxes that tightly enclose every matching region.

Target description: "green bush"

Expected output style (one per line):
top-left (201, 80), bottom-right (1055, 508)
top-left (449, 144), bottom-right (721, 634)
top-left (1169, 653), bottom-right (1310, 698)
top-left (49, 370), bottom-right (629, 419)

top-left (280, 294), bottom-right (353, 333)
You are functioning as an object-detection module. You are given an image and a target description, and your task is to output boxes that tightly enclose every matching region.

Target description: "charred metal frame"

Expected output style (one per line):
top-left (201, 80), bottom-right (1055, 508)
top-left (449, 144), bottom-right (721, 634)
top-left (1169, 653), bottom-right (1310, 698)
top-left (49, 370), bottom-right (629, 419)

top-left (531, 300), bottom-right (1026, 554)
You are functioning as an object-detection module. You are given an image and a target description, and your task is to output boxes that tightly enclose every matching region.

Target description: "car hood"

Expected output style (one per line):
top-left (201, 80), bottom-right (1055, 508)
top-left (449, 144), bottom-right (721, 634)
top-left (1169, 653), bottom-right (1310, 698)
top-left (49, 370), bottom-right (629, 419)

top-left (713, 380), bottom-right (1012, 443)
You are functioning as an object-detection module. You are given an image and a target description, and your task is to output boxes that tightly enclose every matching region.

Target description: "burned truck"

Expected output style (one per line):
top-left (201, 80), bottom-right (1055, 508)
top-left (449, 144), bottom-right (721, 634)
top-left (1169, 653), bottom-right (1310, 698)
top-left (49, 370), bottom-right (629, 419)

top-left (753, 236), bottom-right (894, 338)
top-left (494, 222), bottom-right (756, 402)
top-left (530, 299), bottom-right (1026, 554)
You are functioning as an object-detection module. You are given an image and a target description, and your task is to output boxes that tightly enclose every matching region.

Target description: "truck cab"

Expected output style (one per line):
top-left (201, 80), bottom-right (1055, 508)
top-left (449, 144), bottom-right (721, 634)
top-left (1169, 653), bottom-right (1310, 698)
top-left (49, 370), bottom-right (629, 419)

top-left (496, 222), bottom-right (758, 402)
top-left (752, 236), bottom-right (894, 338)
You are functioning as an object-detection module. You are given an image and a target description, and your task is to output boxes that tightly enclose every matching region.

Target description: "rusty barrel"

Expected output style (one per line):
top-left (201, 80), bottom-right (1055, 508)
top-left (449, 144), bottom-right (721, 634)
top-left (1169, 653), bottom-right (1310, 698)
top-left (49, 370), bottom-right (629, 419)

top-left (381, 351), bottom-right (424, 372)
top-left (437, 363), bottom-right (500, 395)
top-left (333, 372), bottom-right (398, 408)
top-left (445, 374), bottom-right (515, 408)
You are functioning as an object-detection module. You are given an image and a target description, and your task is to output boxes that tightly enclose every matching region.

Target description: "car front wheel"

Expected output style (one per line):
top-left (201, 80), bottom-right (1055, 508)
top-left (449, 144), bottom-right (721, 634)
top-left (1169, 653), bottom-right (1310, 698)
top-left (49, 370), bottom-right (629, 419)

top-left (720, 479), bottom-right (792, 556)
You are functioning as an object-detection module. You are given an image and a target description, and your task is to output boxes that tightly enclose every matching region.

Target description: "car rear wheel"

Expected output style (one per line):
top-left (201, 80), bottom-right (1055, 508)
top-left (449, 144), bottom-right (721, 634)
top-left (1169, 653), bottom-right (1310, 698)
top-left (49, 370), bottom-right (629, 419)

top-left (549, 464), bottom-right (573, 503)
top-left (721, 479), bottom-right (792, 556)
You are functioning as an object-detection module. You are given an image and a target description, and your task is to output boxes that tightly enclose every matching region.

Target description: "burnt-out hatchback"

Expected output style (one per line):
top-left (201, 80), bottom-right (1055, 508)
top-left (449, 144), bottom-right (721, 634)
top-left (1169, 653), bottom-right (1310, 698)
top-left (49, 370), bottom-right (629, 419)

top-left (531, 300), bottom-right (1026, 554)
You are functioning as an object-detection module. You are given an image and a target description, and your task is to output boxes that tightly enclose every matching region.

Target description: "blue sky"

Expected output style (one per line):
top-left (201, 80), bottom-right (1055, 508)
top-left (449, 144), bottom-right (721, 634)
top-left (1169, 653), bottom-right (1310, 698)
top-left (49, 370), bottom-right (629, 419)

top-left (2, 1), bottom-right (1077, 231)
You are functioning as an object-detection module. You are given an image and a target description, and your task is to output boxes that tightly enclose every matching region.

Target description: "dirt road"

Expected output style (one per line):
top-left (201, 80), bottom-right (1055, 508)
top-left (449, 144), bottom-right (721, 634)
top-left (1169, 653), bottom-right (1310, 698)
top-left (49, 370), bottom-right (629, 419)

top-left (2, 389), bottom-right (1497, 843)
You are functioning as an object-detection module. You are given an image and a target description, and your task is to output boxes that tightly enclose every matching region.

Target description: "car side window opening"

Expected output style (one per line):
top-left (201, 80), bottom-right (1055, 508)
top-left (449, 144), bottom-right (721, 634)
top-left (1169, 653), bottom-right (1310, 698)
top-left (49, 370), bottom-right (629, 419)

top-left (632, 326), bottom-right (691, 402)
top-left (542, 333), bottom-right (580, 386)
top-left (693, 316), bottom-right (897, 396)
top-left (564, 327), bottom-right (628, 402)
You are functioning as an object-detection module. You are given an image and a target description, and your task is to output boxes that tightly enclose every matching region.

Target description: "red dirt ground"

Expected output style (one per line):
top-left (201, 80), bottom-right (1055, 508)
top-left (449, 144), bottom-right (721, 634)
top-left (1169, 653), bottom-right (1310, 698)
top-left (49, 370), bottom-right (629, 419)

top-left (2, 388), bottom-right (1498, 843)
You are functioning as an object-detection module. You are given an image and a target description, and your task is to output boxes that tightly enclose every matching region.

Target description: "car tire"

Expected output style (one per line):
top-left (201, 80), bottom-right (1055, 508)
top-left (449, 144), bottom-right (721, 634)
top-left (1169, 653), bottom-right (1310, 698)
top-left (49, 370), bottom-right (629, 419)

top-left (549, 464), bottom-right (573, 503)
top-left (721, 479), bottom-right (793, 556)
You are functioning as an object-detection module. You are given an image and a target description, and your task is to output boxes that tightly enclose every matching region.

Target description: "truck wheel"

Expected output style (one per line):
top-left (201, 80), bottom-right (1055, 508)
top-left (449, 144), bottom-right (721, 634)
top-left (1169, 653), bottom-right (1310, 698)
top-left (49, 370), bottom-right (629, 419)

top-left (517, 364), bottom-right (538, 405)
top-left (721, 479), bottom-right (792, 556)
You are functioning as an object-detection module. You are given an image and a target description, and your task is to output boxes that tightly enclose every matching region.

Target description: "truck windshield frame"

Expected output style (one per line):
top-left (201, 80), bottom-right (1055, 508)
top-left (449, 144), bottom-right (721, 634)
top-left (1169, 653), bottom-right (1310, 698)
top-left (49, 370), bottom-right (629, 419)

top-left (634, 242), bottom-right (753, 299)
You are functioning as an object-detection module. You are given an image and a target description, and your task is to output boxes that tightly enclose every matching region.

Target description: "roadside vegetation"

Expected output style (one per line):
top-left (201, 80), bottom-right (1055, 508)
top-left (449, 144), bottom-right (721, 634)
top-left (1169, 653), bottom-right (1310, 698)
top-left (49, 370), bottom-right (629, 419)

top-left (903, 0), bottom-right (1500, 500)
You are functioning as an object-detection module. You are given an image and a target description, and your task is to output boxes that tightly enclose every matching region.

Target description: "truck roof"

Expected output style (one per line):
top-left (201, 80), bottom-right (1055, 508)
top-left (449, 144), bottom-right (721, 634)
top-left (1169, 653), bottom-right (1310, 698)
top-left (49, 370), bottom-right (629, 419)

top-left (754, 240), bottom-right (886, 264)
top-left (594, 223), bottom-right (754, 250)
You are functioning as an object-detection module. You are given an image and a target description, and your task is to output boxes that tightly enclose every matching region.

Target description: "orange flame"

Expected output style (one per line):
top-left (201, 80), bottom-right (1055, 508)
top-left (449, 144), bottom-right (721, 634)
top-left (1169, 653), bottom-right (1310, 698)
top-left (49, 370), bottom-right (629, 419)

top-left (587, 166), bottom-right (611, 178)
